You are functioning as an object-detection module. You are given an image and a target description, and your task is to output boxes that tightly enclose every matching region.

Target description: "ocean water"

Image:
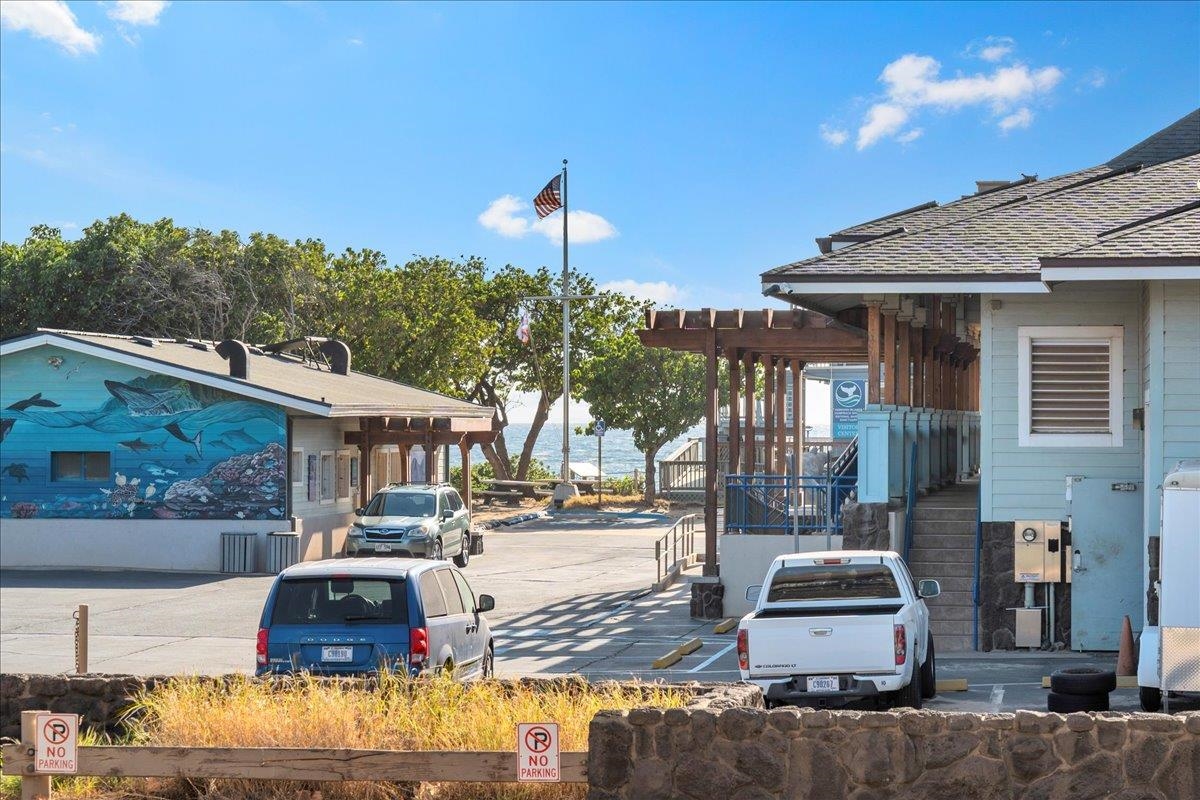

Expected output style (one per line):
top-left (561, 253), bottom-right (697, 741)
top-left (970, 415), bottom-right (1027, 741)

top-left (477, 421), bottom-right (832, 478)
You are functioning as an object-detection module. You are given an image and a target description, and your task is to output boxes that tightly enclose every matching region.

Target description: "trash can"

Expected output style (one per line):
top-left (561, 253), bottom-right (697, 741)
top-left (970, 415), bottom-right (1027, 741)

top-left (266, 531), bottom-right (301, 574)
top-left (220, 532), bottom-right (257, 573)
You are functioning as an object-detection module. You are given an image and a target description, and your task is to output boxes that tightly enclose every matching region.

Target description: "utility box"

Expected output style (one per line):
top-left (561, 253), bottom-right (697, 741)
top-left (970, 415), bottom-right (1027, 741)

top-left (1013, 520), bottom-right (1064, 583)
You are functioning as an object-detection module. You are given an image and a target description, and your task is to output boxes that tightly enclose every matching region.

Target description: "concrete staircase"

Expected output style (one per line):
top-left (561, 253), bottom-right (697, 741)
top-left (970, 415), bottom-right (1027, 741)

top-left (906, 480), bottom-right (979, 653)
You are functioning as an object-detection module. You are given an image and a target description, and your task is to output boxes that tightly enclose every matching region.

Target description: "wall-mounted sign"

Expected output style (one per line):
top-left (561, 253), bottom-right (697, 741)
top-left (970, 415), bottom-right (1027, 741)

top-left (831, 379), bottom-right (866, 439)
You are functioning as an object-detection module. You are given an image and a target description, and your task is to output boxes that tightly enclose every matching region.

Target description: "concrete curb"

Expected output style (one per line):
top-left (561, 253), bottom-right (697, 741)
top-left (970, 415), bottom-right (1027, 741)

top-left (713, 618), bottom-right (738, 634)
top-left (652, 637), bottom-right (704, 669)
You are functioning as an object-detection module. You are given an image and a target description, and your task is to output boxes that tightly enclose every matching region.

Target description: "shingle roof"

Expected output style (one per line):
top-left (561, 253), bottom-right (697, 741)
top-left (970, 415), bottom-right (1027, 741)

top-left (1042, 203), bottom-right (1200, 266)
top-left (4, 330), bottom-right (495, 421)
top-left (768, 109), bottom-right (1200, 282)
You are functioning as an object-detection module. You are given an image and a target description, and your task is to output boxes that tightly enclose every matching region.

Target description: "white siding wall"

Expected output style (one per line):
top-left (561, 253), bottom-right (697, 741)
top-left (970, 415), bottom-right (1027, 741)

top-left (980, 283), bottom-right (1143, 522)
top-left (290, 418), bottom-right (360, 560)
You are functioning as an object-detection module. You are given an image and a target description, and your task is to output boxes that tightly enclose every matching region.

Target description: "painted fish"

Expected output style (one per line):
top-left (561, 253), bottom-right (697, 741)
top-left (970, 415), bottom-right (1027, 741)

top-left (139, 462), bottom-right (179, 478)
top-left (103, 379), bottom-right (201, 417)
top-left (220, 428), bottom-right (261, 449)
top-left (118, 437), bottom-right (164, 453)
top-left (210, 438), bottom-right (234, 450)
top-left (164, 422), bottom-right (204, 458)
top-left (6, 393), bottom-right (60, 412)
top-left (0, 419), bottom-right (12, 442)
top-left (1, 463), bottom-right (30, 482)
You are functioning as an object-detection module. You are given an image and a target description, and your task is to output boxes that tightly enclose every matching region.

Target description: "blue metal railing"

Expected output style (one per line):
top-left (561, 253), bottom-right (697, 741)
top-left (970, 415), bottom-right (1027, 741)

top-left (903, 442), bottom-right (918, 562)
top-left (725, 474), bottom-right (857, 536)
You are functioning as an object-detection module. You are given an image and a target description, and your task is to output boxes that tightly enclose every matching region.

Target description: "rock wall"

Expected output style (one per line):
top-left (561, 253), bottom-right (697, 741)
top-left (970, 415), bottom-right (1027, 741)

top-left (979, 521), bottom-right (1071, 651)
top-left (840, 501), bottom-right (891, 550)
top-left (587, 706), bottom-right (1200, 800)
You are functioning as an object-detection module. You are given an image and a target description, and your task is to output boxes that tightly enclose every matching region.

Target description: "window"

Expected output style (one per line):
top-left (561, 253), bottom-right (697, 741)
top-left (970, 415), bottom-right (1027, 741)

top-left (419, 571), bottom-right (448, 618)
top-left (436, 569), bottom-right (466, 615)
top-left (291, 449), bottom-right (304, 486)
top-left (445, 490), bottom-right (463, 512)
top-left (349, 456), bottom-right (359, 489)
top-left (364, 491), bottom-right (436, 517)
top-left (1018, 326), bottom-right (1123, 447)
top-left (766, 564), bottom-right (901, 603)
top-left (320, 452), bottom-right (335, 504)
top-left (337, 451), bottom-right (351, 500)
top-left (271, 577), bottom-right (407, 625)
top-left (451, 569), bottom-right (476, 614)
top-left (51, 451), bottom-right (110, 482)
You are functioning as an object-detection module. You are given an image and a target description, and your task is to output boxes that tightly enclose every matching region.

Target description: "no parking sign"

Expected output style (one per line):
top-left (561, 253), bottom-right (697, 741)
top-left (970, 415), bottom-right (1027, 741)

top-left (35, 713), bottom-right (79, 774)
top-left (517, 722), bottom-right (560, 781)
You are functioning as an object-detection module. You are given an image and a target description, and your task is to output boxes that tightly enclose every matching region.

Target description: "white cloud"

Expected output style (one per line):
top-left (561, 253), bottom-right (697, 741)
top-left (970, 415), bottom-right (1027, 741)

top-left (347, 36), bottom-right (364, 46)
top-left (107, 1), bottom-right (169, 26)
top-left (1080, 67), bottom-right (1107, 90)
top-left (856, 103), bottom-right (909, 149)
top-left (966, 36), bottom-right (1016, 63)
top-left (599, 279), bottom-right (686, 306)
top-left (897, 128), bottom-right (924, 144)
top-left (850, 47), bottom-right (1062, 149)
top-left (819, 124), bottom-right (849, 147)
top-left (478, 195), bottom-right (617, 244)
top-left (998, 107), bottom-right (1034, 132)
top-left (0, 1), bottom-right (100, 55)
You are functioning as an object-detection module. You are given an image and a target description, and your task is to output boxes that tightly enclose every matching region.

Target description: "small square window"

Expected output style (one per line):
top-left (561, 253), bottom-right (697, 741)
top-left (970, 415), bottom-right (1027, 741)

top-left (52, 451), bottom-right (111, 481)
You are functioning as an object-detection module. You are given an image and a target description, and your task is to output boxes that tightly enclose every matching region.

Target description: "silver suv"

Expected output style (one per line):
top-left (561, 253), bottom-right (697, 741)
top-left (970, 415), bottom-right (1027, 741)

top-left (346, 484), bottom-right (473, 567)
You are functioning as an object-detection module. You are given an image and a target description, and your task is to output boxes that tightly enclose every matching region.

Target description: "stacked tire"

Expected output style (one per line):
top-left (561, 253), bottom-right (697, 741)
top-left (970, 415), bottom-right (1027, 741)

top-left (1047, 667), bottom-right (1115, 712)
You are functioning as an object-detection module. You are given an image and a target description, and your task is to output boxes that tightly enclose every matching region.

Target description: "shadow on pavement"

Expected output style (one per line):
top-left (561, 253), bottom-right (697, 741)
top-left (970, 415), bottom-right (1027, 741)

top-left (0, 569), bottom-right (233, 591)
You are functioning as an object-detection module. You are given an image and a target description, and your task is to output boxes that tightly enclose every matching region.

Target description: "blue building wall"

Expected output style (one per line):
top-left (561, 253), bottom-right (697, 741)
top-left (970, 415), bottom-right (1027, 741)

top-left (0, 345), bottom-right (287, 521)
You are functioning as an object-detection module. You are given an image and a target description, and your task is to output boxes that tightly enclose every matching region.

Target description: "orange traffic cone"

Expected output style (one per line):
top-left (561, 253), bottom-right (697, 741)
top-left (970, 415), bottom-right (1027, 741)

top-left (1116, 614), bottom-right (1136, 676)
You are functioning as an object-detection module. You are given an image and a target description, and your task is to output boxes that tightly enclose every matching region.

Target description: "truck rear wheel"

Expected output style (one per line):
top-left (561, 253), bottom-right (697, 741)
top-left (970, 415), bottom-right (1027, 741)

top-left (1139, 686), bottom-right (1162, 713)
top-left (920, 635), bottom-right (937, 699)
top-left (893, 664), bottom-right (923, 709)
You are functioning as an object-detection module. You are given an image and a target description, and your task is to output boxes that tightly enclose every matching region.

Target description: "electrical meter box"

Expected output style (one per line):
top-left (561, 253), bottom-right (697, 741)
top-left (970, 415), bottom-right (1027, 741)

top-left (1013, 520), bottom-right (1063, 583)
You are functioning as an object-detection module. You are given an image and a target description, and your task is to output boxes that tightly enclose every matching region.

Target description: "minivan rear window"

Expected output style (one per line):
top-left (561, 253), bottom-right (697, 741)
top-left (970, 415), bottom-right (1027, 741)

top-left (766, 565), bottom-right (900, 603)
top-left (272, 578), bottom-right (407, 625)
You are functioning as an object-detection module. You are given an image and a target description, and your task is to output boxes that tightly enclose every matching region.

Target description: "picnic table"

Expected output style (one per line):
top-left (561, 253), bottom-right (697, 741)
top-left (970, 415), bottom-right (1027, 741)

top-left (548, 478), bottom-right (600, 495)
top-left (480, 479), bottom-right (555, 506)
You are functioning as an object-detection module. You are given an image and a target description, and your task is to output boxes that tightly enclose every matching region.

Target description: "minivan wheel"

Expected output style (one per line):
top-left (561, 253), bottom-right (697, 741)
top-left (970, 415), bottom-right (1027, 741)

top-left (453, 533), bottom-right (470, 568)
top-left (430, 539), bottom-right (443, 561)
top-left (481, 645), bottom-right (494, 679)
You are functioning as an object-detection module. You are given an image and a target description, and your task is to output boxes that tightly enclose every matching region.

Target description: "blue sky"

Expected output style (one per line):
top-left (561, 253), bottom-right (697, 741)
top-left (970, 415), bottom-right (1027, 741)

top-left (3, 0), bottom-right (1198, 314)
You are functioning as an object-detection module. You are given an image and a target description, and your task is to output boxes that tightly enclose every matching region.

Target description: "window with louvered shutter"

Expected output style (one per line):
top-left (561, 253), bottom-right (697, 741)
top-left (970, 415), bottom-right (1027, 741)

top-left (1018, 326), bottom-right (1123, 447)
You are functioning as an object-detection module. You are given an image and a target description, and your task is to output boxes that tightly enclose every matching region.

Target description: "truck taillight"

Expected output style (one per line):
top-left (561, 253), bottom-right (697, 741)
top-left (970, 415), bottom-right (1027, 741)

top-left (736, 629), bottom-right (749, 670)
top-left (256, 627), bottom-right (269, 666)
top-left (894, 624), bottom-right (906, 665)
top-left (409, 627), bottom-right (429, 667)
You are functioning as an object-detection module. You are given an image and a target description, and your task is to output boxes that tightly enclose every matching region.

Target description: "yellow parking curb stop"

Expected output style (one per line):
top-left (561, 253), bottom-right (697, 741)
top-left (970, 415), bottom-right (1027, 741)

top-left (652, 650), bottom-right (683, 669)
top-left (936, 678), bottom-right (968, 692)
top-left (713, 618), bottom-right (738, 634)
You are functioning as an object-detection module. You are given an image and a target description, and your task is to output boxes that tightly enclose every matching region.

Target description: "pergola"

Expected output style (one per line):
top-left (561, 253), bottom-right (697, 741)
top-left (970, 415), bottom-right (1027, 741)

top-left (344, 416), bottom-right (500, 509)
top-left (638, 308), bottom-right (869, 574)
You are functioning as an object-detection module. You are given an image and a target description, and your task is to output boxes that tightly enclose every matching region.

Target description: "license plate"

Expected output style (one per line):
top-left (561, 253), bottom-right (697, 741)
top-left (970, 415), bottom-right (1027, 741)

top-left (374, 543), bottom-right (391, 553)
top-left (806, 675), bottom-right (839, 693)
top-left (322, 646), bottom-right (353, 662)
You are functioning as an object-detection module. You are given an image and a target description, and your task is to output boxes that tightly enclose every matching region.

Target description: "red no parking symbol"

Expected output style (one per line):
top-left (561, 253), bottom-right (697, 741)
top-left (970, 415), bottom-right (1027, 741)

top-left (524, 725), bottom-right (552, 753)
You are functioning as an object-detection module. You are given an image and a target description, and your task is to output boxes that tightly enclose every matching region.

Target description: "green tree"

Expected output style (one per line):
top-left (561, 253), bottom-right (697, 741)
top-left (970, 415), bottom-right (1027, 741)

top-left (579, 327), bottom-right (706, 501)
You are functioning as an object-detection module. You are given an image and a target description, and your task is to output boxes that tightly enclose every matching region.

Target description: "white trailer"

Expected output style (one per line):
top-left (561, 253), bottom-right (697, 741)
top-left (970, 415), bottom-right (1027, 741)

top-left (1137, 461), bottom-right (1200, 712)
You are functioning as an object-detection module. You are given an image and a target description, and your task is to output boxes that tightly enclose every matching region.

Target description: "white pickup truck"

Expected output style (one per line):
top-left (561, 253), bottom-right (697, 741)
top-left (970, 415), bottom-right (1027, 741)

top-left (737, 550), bottom-right (940, 709)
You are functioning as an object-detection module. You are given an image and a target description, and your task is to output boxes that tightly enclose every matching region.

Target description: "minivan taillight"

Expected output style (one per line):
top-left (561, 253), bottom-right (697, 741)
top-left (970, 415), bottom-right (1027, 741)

top-left (256, 627), bottom-right (269, 666)
top-left (894, 624), bottom-right (906, 665)
top-left (736, 629), bottom-right (749, 670)
top-left (409, 627), bottom-right (429, 667)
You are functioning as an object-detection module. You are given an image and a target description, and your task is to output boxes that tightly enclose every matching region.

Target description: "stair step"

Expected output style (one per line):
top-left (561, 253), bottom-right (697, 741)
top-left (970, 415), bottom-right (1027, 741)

top-left (910, 534), bottom-right (976, 550)
top-left (933, 634), bottom-right (975, 652)
top-left (906, 547), bottom-right (976, 563)
top-left (926, 576), bottom-right (974, 592)
top-left (927, 605), bottom-right (975, 622)
top-left (907, 562), bottom-right (974, 578)
top-left (913, 507), bottom-right (978, 521)
top-left (925, 590), bottom-right (974, 607)
top-left (911, 520), bottom-right (977, 535)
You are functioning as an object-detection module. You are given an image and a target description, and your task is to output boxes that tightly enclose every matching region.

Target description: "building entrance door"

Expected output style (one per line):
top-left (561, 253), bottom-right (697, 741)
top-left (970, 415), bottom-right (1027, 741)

top-left (1067, 477), bottom-right (1143, 650)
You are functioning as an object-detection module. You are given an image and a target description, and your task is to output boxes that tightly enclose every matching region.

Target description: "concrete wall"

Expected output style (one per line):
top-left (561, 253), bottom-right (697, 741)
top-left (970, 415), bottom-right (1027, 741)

top-left (588, 705), bottom-right (1200, 800)
top-left (720, 533), bottom-right (845, 617)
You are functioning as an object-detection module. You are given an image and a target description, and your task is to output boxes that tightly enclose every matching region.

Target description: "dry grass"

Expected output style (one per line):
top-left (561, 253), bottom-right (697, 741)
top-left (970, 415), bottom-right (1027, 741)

top-left (8, 674), bottom-right (687, 800)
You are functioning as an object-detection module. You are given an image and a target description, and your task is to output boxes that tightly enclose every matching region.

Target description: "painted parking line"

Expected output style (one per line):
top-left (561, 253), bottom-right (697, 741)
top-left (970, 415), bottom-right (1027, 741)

top-left (689, 642), bottom-right (735, 673)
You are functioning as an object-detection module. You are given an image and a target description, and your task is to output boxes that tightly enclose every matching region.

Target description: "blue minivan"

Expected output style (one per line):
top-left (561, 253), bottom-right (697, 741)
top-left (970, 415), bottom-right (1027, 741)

top-left (255, 557), bottom-right (495, 677)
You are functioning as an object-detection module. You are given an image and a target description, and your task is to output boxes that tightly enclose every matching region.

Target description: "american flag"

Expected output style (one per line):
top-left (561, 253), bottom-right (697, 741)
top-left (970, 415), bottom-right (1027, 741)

top-left (533, 174), bottom-right (563, 218)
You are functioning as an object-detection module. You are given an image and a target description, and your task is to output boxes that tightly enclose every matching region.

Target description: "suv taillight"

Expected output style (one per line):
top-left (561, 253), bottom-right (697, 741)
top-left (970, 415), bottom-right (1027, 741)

top-left (409, 627), bottom-right (429, 667)
top-left (256, 627), bottom-right (269, 666)
top-left (894, 624), bottom-right (906, 665)
top-left (736, 629), bottom-right (749, 670)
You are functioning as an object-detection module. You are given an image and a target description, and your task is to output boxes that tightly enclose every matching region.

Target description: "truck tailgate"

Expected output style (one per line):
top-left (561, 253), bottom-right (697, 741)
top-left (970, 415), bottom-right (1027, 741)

top-left (745, 611), bottom-right (896, 677)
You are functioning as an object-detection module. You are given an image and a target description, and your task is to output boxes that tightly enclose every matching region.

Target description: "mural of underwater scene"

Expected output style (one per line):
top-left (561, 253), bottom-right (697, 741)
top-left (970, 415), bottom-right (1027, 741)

top-left (0, 345), bottom-right (286, 520)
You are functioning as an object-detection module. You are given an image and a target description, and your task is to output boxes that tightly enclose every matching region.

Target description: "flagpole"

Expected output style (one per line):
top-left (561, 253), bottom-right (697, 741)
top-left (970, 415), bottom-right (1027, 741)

top-left (560, 159), bottom-right (571, 483)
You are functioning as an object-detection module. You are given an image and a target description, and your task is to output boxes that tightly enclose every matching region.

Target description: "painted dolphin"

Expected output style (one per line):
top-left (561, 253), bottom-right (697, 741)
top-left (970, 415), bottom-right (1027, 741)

top-left (164, 422), bottom-right (204, 457)
top-left (0, 419), bottom-right (12, 442)
top-left (6, 393), bottom-right (60, 412)
top-left (1, 463), bottom-right (30, 482)
top-left (118, 437), bottom-right (165, 452)
top-left (221, 428), bottom-right (261, 449)
top-left (103, 380), bottom-right (202, 417)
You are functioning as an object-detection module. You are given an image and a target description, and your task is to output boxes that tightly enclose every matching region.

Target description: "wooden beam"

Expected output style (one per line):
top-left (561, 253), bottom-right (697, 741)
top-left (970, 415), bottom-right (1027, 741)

top-left (897, 319), bottom-right (911, 408)
top-left (459, 439), bottom-right (472, 508)
top-left (637, 326), bottom-right (866, 353)
top-left (742, 352), bottom-right (756, 473)
top-left (882, 311), bottom-right (897, 406)
top-left (727, 352), bottom-right (741, 475)
top-left (704, 329), bottom-right (719, 576)
top-left (792, 359), bottom-right (805, 470)
top-left (774, 359), bottom-right (787, 474)
top-left (763, 356), bottom-right (776, 473)
top-left (866, 304), bottom-right (881, 405)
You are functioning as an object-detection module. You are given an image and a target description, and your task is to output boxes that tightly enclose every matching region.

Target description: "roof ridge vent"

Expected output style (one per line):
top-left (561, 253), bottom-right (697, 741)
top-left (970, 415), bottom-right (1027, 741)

top-left (216, 339), bottom-right (250, 380)
top-left (132, 336), bottom-right (156, 347)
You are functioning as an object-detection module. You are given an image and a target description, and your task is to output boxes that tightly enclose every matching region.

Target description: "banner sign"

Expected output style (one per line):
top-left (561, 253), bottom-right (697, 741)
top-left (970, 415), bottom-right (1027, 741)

top-left (831, 379), bottom-right (866, 439)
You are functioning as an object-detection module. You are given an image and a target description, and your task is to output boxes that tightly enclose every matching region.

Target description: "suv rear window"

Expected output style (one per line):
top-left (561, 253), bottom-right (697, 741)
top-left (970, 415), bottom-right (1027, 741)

top-left (364, 492), bottom-right (435, 517)
top-left (766, 565), bottom-right (901, 603)
top-left (272, 578), bottom-right (407, 625)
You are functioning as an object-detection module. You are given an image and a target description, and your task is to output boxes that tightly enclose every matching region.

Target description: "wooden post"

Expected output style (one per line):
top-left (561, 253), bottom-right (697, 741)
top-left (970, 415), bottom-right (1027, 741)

top-left (358, 420), bottom-right (373, 508)
top-left (21, 710), bottom-right (51, 800)
top-left (897, 319), bottom-right (911, 408)
top-left (742, 352), bottom-right (756, 473)
top-left (74, 604), bottom-right (88, 674)
top-left (727, 353), bottom-right (741, 475)
top-left (882, 311), bottom-right (897, 406)
top-left (792, 360), bottom-right (805, 470)
top-left (458, 438), bottom-right (472, 509)
top-left (866, 304), bottom-right (881, 405)
top-left (704, 330), bottom-right (719, 576)
top-left (774, 359), bottom-right (787, 474)
top-left (763, 356), bottom-right (776, 473)
top-left (911, 325), bottom-right (924, 407)
top-left (399, 445), bottom-right (410, 485)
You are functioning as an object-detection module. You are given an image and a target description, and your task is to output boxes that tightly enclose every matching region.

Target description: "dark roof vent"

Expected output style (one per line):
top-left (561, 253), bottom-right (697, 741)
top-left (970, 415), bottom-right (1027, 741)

top-left (132, 336), bottom-right (156, 347)
top-left (216, 339), bottom-right (250, 379)
top-left (319, 339), bottom-right (352, 375)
